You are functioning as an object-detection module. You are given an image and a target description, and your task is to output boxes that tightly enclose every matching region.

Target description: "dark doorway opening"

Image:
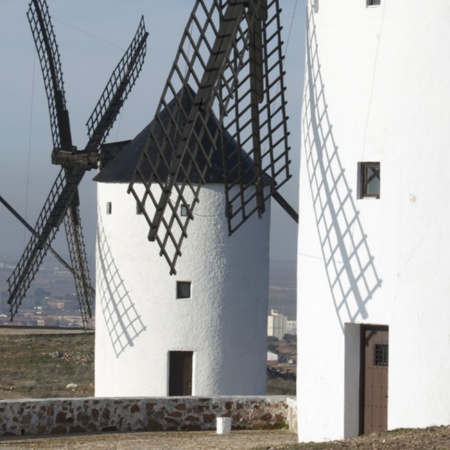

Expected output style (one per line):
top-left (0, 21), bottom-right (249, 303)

top-left (360, 325), bottom-right (389, 435)
top-left (169, 351), bottom-right (193, 396)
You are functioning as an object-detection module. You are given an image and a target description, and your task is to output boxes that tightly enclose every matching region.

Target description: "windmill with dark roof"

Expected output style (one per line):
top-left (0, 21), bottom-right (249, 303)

top-left (94, 0), bottom-right (298, 397)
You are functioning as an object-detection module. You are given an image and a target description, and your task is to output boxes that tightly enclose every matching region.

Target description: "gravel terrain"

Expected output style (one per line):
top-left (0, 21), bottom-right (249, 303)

top-left (0, 430), bottom-right (296, 449)
top-left (1, 427), bottom-right (450, 450)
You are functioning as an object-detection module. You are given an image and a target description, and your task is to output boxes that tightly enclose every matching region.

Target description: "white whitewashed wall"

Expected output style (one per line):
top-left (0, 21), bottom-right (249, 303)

top-left (95, 182), bottom-right (270, 397)
top-left (298, 0), bottom-right (450, 442)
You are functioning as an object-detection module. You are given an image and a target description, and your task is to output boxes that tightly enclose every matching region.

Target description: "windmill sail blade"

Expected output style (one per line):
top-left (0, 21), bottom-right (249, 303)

top-left (128, 0), bottom-right (249, 273)
top-left (84, 16), bottom-right (148, 162)
top-left (272, 191), bottom-right (299, 223)
top-left (28, 0), bottom-right (83, 238)
top-left (64, 207), bottom-right (95, 327)
top-left (0, 194), bottom-right (95, 281)
top-left (27, 0), bottom-right (73, 153)
top-left (7, 14), bottom-right (148, 321)
top-left (1, 193), bottom-right (95, 327)
top-left (7, 167), bottom-right (83, 319)
top-left (220, 0), bottom-right (291, 234)
top-left (128, 0), bottom-right (290, 273)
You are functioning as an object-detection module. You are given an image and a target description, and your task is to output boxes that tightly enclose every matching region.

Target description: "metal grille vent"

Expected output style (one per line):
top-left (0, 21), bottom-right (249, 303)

top-left (374, 343), bottom-right (388, 366)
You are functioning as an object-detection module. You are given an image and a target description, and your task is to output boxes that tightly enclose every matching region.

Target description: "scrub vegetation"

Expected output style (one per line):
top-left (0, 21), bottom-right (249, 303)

top-left (266, 334), bottom-right (296, 395)
top-left (0, 329), bottom-right (298, 399)
top-left (0, 331), bottom-right (94, 399)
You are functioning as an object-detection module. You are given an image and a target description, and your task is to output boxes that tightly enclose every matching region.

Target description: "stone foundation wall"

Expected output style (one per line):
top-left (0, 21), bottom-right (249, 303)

top-left (0, 396), bottom-right (296, 437)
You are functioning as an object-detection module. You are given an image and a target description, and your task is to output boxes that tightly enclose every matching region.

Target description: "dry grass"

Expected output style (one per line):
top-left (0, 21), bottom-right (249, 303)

top-left (0, 329), bottom-right (297, 398)
top-left (266, 377), bottom-right (295, 395)
top-left (0, 330), bottom-right (94, 399)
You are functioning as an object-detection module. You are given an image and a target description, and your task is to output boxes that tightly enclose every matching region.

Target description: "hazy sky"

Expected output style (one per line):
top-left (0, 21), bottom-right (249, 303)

top-left (0, 1), bottom-right (305, 274)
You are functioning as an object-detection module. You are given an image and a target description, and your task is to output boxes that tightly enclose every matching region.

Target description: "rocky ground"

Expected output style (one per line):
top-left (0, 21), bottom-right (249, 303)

top-left (0, 430), bottom-right (295, 449)
top-left (0, 426), bottom-right (450, 449)
top-left (274, 426), bottom-right (450, 449)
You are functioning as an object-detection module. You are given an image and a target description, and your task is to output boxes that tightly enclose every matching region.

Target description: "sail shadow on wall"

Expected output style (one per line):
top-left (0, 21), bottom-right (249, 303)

top-left (96, 212), bottom-right (146, 358)
top-left (302, 7), bottom-right (382, 330)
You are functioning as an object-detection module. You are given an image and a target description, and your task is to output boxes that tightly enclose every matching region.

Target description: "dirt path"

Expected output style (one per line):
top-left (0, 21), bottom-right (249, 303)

top-left (0, 430), bottom-right (296, 449)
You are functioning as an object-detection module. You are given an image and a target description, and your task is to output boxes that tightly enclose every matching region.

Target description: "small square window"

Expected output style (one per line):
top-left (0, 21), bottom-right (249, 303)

top-left (180, 204), bottom-right (189, 217)
top-left (176, 281), bottom-right (191, 299)
top-left (106, 202), bottom-right (112, 214)
top-left (359, 162), bottom-right (380, 199)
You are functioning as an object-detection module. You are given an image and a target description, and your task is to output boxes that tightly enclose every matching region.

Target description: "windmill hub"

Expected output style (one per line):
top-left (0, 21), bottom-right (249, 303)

top-left (52, 147), bottom-right (99, 170)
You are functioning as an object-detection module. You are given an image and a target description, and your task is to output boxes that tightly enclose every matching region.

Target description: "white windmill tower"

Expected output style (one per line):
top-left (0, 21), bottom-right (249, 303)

top-left (94, 90), bottom-right (272, 396)
top-left (94, 0), bottom-right (296, 397)
top-left (298, 0), bottom-right (450, 442)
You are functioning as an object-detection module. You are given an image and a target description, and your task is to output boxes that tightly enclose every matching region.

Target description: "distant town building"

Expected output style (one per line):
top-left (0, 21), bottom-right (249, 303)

top-left (267, 309), bottom-right (287, 340)
top-left (286, 320), bottom-right (297, 335)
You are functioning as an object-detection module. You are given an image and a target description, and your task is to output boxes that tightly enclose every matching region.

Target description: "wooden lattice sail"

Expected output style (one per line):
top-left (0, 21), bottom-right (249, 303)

top-left (128, 0), bottom-right (291, 274)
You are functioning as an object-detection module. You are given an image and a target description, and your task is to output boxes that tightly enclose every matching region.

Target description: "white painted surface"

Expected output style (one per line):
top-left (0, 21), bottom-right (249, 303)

top-left (95, 182), bottom-right (270, 397)
top-left (298, 0), bottom-right (450, 442)
top-left (267, 310), bottom-right (288, 340)
top-left (216, 417), bottom-right (232, 434)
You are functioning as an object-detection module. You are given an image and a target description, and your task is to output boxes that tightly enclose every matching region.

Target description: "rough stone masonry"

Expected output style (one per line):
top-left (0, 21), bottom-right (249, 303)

top-left (0, 396), bottom-right (297, 437)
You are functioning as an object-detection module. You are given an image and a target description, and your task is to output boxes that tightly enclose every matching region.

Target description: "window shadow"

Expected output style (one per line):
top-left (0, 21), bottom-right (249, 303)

top-left (302, 7), bottom-right (382, 331)
top-left (96, 212), bottom-right (146, 357)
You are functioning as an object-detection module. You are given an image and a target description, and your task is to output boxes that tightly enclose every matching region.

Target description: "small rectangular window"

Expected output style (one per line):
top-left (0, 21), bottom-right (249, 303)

top-left (367, 0), bottom-right (381, 6)
top-left (359, 162), bottom-right (380, 199)
top-left (176, 281), bottom-right (191, 299)
top-left (136, 202), bottom-right (143, 215)
top-left (180, 204), bottom-right (189, 217)
top-left (106, 202), bottom-right (112, 215)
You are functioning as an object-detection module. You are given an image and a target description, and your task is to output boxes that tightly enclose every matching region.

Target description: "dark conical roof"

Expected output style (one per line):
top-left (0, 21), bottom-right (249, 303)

top-left (94, 87), bottom-right (259, 184)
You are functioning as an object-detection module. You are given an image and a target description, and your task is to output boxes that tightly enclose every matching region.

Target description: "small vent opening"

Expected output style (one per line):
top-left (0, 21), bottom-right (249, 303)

top-left (374, 343), bottom-right (388, 366)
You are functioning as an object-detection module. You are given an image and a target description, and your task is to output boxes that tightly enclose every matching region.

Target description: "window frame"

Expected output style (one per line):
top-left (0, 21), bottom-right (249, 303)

top-left (176, 281), bottom-right (192, 299)
top-left (359, 162), bottom-right (380, 199)
top-left (180, 204), bottom-right (189, 217)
